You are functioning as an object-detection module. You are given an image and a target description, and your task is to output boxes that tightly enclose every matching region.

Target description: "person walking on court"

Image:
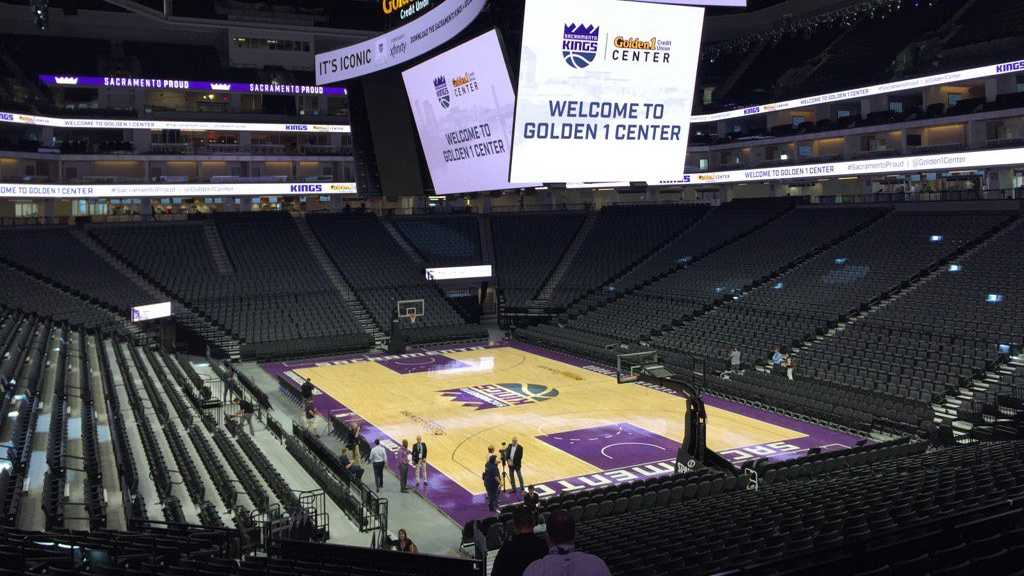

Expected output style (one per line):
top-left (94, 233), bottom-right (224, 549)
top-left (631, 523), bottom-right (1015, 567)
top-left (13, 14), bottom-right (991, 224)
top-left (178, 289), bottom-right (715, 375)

top-left (524, 510), bottom-right (611, 576)
top-left (399, 439), bottom-right (411, 493)
top-left (369, 439), bottom-right (387, 492)
top-left (412, 435), bottom-right (428, 489)
top-left (492, 507), bottom-right (548, 576)
top-left (483, 445), bottom-right (500, 512)
top-left (507, 437), bottom-right (525, 494)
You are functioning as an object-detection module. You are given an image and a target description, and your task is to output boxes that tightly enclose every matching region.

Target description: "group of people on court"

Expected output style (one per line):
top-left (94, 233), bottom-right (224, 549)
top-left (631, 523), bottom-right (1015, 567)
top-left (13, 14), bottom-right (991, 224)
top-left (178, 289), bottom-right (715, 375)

top-left (295, 376), bottom-right (613, 573)
top-left (483, 437), bottom-right (525, 512)
top-left (368, 435), bottom-right (429, 492)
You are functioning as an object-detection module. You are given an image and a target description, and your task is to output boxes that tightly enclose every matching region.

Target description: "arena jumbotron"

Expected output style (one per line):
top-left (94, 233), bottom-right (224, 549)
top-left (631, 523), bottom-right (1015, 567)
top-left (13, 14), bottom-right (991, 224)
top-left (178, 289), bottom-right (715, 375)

top-left (0, 0), bottom-right (1022, 575)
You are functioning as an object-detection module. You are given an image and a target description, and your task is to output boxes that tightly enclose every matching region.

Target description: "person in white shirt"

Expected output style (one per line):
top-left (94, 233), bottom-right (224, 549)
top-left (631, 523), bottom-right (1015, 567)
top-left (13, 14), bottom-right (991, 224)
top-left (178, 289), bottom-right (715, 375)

top-left (369, 439), bottom-right (388, 491)
top-left (524, 510), bottom-right (610, 576)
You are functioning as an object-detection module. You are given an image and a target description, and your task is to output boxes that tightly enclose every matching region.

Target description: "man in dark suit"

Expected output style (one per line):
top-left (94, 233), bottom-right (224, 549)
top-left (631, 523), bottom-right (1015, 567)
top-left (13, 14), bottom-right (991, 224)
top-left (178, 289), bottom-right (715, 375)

top-left (507, 436), bottom-right (524, 494)
top-left (492, 507), bottom-right (548, 576)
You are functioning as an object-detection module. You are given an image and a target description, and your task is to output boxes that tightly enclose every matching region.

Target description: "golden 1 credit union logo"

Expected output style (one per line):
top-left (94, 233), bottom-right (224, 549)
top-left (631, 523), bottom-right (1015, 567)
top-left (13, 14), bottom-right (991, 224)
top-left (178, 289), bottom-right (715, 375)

top-left (382, 0), bottom-right (430, 21)
top-left (451, 72), bottom-right (480, 98)
top-left (611, 35), bottom-right (672, 64)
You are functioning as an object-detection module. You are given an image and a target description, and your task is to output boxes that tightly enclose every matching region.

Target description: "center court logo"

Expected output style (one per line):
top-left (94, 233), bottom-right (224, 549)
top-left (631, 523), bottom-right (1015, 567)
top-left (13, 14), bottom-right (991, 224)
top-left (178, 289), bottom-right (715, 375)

top-left (562, 23), bottom-right (599, 69)
top-left (433, 75), bottom-right (451, 109)
top-left (441, 383), bottom-right (558, 411)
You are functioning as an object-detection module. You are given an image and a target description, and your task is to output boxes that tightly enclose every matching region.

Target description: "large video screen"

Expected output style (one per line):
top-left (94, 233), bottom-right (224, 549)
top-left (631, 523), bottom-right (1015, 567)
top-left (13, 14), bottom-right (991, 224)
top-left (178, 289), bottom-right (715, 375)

top-left (624, 0), bottom-right (745, 6)
top-left (509, 0), bottom-right (705, 183)
top-left (403, 30), bottom-right (521, 195)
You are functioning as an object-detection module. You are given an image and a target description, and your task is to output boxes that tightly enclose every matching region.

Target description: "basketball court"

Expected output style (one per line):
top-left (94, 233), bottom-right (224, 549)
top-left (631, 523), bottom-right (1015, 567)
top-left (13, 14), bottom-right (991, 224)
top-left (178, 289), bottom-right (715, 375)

top-left (262, 341), bottom-right (864, 525)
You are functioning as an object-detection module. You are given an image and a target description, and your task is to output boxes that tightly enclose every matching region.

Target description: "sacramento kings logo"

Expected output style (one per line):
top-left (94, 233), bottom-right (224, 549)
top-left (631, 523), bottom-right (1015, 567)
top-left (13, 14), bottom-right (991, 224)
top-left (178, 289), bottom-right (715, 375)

top-left (563, 23), bottom-right (600, 69)
top-left (433, 75), bottom-right (450, 109)
top-left (440, 383), bottom-right (559, 411)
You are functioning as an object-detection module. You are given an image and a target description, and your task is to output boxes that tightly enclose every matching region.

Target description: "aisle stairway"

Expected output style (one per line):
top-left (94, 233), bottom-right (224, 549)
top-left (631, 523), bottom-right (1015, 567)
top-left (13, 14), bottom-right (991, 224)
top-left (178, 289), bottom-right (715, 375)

top-left (291, 214), bottom-right (387, 350)
top-left (794, 214), bottom-right (1023, 440)
top-left (382, 219), bottom-right (426, 266)
top-left (647, 208), bottom-right (886, 347)
top-left (203, 220), bottom-right (235, 276)
top-left (532, 210), bottom-right (599, 306)
top-left (478, 214), bottom-right (495, 266)
top-left (78, 227), bottom-right (241, 359)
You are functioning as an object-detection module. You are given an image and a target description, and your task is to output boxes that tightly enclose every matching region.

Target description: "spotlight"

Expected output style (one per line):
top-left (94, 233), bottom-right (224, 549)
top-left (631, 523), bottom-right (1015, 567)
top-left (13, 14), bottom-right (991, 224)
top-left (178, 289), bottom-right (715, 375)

top-left (31, 0), bottom-right (49, 31)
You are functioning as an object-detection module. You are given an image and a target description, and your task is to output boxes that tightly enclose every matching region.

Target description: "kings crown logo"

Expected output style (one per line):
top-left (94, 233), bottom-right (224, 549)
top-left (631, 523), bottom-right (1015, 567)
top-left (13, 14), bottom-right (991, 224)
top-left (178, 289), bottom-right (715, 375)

top-left (433, 75), bottom-right (451, 109)
top-left (563, 23), bottom-right (600, 69)
top-left (441, 383), bottom-right (558, 411)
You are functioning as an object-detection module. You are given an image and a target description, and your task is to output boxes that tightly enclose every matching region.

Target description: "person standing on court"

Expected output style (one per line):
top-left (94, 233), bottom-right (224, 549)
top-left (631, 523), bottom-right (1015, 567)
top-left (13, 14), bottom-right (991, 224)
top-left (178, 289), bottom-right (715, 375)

top-left (483, 445), bottom-right (500, 512)
top-left (369, 439), bottom-right (388, 492)
top-left (524, 510), bottom-right (611, 576)
top-left (412, 435), bottom-right (428, 490)
top-left (398, 439), bottom-right (411, 493)
top-left (507, 437), bottom-right (525, 494)
top-left (492, 507), bottom-right (548, 576)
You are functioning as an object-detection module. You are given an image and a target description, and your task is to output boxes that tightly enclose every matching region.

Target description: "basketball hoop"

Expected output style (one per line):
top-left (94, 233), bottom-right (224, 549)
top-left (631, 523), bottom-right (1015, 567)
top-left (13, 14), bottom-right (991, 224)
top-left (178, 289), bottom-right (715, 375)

top-left (396, 298), bottom-right (425, 325)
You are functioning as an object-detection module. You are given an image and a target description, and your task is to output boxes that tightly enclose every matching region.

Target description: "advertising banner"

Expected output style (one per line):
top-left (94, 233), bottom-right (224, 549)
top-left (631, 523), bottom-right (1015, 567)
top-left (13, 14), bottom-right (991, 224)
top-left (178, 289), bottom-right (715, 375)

top-left (509, 0), bottom-right (705, 183)
top-left (0, 181), bottom-right (358, 199)
top-left (39, 74), bottom-right (346, 96)
top-left (0, 111), bottom-right (350, 133)
top-left (403, 30), bottom-right (525, 195)
top-left (670, 147), bottom-right (1024, 186)
top-left (316, 0), bottom-right (486, 84)
top-left (691, 58), bottom-right (1024, 123)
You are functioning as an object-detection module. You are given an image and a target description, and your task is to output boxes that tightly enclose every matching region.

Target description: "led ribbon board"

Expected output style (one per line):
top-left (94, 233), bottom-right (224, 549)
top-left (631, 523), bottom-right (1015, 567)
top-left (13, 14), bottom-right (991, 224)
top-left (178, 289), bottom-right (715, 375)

top-left (623, 0), bottom-right (746, 5)
top-left (0, 182), bottom-right (357, 199)
top-left (691, 58), bottom-right (1024, 123)
top-left (509, 0), bottom-right (705, 183)
top-left (425, 265), bottom-right (493, 280)
top-left (668, 147), bottom-right (1024, 185)
top-left (0, 111), bottom-right (350, 133)
top-left (39, 75), bottom-right (347, 95)
top-left (316, 0), bottom-right (487, 85)
top-left (131, 302), bottom-right (172, 322)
